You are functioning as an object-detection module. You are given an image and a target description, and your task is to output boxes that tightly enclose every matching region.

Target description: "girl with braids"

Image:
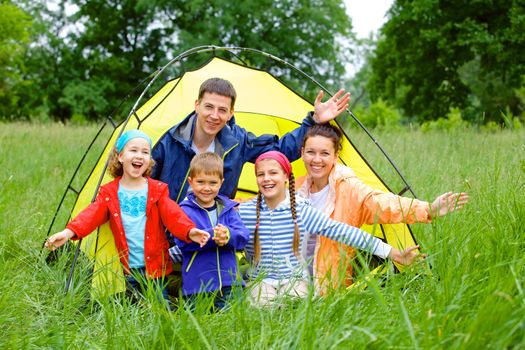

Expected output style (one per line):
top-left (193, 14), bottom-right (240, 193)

top-left (238, 151), bottom-right (421, 306)
top-left (297, 123), bottom-right (469, 293)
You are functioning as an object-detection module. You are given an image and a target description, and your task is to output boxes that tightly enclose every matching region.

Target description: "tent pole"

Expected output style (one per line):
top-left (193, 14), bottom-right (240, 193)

top-left (65, 238), bottom-right (82, 293)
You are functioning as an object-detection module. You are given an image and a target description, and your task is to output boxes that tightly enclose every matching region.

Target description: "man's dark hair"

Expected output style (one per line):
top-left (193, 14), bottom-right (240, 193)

top-left (198, 78), bottom-right (237, 109)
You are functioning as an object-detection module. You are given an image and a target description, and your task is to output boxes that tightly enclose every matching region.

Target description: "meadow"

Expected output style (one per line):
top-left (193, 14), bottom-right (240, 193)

top-left (0, 122), bottom-right (524, 349)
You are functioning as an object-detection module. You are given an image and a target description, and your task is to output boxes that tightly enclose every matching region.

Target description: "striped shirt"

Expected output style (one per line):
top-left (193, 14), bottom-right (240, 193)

top-left (239, 193), bottom-right (392, 283)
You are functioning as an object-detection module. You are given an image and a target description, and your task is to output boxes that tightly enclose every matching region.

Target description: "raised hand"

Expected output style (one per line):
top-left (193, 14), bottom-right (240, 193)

top-left (430, 192), bottom-right (469, 218)
top-left (212, 223), bottom-right (229, 247)
top-left (313, 89), bottom-right (351, 124)
top-left (389, 245), bottom-right (426, 266)
top-left (188, 228), bottom-right (210, 248)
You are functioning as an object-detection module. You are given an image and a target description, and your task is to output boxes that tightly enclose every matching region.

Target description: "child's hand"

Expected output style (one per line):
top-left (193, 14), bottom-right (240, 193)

top-left (389, 245), bottom-right (426, 266)
top-left (45, 229), bottom-right (75, 251)
top-left (212, 224), bottom-right (229, 247)
top-left (188, 228), bottom-right (210, 248)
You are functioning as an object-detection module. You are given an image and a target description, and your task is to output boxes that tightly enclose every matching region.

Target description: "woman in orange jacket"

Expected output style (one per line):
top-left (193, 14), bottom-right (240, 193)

top-left (297, 124), bottom-right (469, 293)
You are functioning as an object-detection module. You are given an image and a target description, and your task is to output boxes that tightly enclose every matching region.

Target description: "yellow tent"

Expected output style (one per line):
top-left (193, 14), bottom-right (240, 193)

top-left (51, 48), bottom-right (419, 295)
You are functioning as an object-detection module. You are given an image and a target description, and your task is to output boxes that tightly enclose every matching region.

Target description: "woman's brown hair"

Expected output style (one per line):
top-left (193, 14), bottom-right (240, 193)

top-left (303, 123), bottom-right (343, 153)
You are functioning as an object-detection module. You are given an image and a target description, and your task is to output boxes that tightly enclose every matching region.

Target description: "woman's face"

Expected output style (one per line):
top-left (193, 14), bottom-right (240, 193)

top-left (255, 159), bottom-right (288, 205)
top-left (301, 135), bottom-right (338, 183)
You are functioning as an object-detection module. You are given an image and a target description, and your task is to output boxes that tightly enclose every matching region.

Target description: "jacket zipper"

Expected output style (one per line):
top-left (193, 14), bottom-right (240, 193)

top-left (186, 251), bottom-right (198, 272)
top-left (202, 201), bottom-right (223, 292)
top-left (221, 143), bottom-right (239, 161)
top-left (176, 167), bottom-right (192, 203)
top-left (188, 198), bottom-right (225, 291)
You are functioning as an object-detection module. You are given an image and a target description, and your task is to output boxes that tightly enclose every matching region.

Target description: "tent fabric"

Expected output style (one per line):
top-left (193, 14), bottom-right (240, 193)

top-left (66, 56), bottom-right (418, 295)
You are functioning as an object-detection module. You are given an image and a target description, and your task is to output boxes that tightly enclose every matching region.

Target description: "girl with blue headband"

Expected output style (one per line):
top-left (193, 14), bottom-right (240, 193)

top-left (46, 130), bottom-right (210, 304)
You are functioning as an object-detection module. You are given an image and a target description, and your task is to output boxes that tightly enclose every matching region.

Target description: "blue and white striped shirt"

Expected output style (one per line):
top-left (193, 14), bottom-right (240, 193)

top-left (239, 193), bottom-right (391, 283)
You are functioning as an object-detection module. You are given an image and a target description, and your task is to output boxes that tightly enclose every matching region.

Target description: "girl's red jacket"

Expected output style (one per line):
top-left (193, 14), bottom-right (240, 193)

top-left (67, 177), bottom-right (195, 279)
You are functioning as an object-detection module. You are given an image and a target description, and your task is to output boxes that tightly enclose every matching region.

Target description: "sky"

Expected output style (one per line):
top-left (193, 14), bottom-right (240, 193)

top-left (343, 0), bottom-right (394, 75)
top-left (344, 0), bottom-right (394, 38)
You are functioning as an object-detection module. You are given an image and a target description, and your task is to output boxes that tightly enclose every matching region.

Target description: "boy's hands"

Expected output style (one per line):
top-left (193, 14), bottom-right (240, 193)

top-left (389, 245), bottom-right (426, 266)
top-left (188, 224), bottom-right (229, 248)
top-left (212, 224), bottom-right (229, 247)
top-left (188, 228), bottom-right (210, 248)
top-left (45, 229), bottom-right (75, 251)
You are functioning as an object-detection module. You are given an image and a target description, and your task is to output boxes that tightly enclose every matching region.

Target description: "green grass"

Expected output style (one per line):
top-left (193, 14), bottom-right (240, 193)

top-left (1, 122), bottom-right (524, 349)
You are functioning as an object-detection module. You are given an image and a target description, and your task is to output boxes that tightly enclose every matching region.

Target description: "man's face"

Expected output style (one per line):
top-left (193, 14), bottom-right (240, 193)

top-left (195, 92), bottom-right (234, 138)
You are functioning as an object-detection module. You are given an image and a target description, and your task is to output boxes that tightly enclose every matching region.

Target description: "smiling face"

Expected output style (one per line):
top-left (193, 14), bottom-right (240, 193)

top-left (255, 159), bottom-right (288, 209)
top-left (301, 135), bottom-right (338, 190)
top-left (188, 171), bottom-right (223, 208)
top-left (194, 92), bottom-right (234, 139)
top-left (118, 138), bottom-right (151, 181)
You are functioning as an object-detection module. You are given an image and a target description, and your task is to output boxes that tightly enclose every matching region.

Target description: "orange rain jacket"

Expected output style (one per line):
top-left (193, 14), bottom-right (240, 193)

top-left (296, 164), bottom-right (431, 293)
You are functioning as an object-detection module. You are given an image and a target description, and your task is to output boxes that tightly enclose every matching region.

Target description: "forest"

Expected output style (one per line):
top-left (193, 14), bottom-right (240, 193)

top-left (1, 0), bottom-right (524, 126)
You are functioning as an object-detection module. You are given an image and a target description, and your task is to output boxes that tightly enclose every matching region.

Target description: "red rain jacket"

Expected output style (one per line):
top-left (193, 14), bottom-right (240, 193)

top-left (67, 177), bottom-right (195, 279)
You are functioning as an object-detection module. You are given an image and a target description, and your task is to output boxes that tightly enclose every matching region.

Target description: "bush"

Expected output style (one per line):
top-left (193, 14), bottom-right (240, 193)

top-left (352, 99), bottom-right (402, 129)
top-left (500, 107), bottom-right (523, 130)
top-left (481, 121), bottom-right (501, 133)
top-left (421, 107), bottom-right (470, 132)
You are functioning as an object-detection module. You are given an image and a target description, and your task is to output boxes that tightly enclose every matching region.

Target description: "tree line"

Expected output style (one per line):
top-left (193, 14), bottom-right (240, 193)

top-left (1, 0), bottom-right (524, 125)
top-left (369, 0), bottom-right (525, 124)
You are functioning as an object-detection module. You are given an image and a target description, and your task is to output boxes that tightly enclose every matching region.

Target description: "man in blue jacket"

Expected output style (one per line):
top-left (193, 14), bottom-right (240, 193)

top-left (151, 77), bottom-right (350, 202)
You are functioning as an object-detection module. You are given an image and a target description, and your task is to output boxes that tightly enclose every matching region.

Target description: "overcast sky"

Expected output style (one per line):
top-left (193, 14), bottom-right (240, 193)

top-left (344, 0), bottom-right (394, 38)
top-left (342, 0), bottom-right (394, 75)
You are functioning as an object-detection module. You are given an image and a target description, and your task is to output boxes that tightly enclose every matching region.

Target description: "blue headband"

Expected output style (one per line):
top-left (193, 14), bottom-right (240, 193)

top-left (116, 130), bottom-right (152, 153)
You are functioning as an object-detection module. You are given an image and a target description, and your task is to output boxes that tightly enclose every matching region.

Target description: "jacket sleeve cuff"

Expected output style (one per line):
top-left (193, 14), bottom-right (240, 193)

top-left (415, 201), bottom-right (432, 223)
top-left (373, 241), bottom-right (392, 259)
top-left (65, 224), bottom-right (80, 241)
top-left (304, 111), bottom-right (316, 125)
top-left (184, 226), bottom-right (195, 243)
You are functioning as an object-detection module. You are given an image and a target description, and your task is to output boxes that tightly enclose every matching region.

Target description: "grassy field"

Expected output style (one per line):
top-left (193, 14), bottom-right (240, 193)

top-left (0, 122), bottom-right (524, 349)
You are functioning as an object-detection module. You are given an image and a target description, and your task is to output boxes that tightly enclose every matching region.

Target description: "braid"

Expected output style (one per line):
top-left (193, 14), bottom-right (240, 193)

top-left (254, 192), bottom-right (262, 264)
top-left (288, 173), bottom-right (300, 259)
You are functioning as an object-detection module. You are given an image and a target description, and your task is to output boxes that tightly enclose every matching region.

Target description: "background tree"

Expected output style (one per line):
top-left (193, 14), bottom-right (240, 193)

top-left (8, 0), bottom-right (355, 122)
top-left (368, 0), bottom-right (525, 123)
top-left (0, 1), bottom-right (32, 120)
top-left (163, 0), bottom-right (353, 89)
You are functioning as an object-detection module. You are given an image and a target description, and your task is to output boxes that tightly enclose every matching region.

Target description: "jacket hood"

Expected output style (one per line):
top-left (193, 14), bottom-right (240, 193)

top-left (297, 163), bottom-right (355, 216)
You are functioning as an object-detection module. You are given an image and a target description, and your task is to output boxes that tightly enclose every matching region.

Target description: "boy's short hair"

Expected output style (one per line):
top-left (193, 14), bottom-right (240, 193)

top-left (198, 78), bottom-right (236, 109)
top-left (189, 152), bottom-right (224, 179)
